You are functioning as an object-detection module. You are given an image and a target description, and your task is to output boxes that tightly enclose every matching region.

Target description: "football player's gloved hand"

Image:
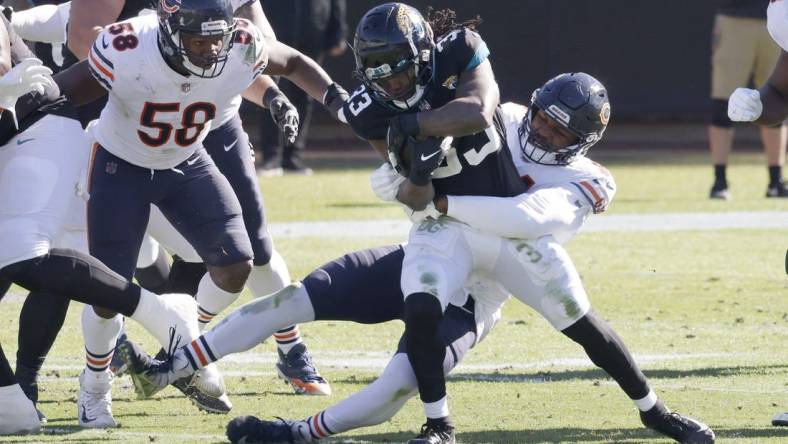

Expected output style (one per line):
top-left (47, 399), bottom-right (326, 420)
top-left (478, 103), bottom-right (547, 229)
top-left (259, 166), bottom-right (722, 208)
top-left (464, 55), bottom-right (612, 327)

top-left (264, 86), bottom-right (299, 144)
top-left (407, 136), bottom-right (448, 186)
top-left (0, 58), bottom-right (58, 120)
top-left (728, 87), bottom-right (762, 122)
top-left (370, 162), bottom-right (406, 202)
top-left (323, 82), bottom-right (349, 123)
top-left (386, 113), bottom-right (420, 166)
top-left (404, 201), bottom-right (442, 223)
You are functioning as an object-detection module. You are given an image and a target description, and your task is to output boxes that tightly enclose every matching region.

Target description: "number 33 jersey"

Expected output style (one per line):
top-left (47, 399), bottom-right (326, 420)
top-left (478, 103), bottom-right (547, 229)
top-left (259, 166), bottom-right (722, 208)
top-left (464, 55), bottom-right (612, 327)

top-left (88, 14), bottom-right (267, 169)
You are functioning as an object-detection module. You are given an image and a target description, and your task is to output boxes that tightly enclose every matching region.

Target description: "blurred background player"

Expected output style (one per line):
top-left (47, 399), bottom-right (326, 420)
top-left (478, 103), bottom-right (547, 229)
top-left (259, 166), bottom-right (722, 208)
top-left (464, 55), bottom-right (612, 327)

top-left (255, 0), bottom-right (347, 176)
top-left (708, 0), bottom-right (787, 199)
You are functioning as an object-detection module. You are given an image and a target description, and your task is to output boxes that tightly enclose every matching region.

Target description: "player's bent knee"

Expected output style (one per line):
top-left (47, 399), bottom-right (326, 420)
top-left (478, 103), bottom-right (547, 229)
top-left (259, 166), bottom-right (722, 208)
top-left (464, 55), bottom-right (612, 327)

top-left (208, 260), bottom-right (252, 293)
top-left (403, 292), bottom-right (443, 329)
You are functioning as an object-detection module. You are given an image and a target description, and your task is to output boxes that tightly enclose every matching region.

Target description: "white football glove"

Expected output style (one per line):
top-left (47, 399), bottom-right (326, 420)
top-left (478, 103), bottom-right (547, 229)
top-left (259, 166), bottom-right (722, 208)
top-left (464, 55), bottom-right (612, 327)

top-left (728, 87), bottom-right (762, 122)
top-left (0, 59), bottom-right (58, 125)
top-left (370, 162), bottom-right (406, 202)
top-left (404, 201), bottom-right (442, 223)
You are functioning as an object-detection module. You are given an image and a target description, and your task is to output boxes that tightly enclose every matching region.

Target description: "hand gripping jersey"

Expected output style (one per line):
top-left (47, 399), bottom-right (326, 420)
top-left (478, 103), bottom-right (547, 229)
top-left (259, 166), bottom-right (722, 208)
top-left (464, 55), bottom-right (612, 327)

top-left (768, 0), bottom-right (788, 51)
top-left (88, 14), bottom-right (267, 169)
top-left (342, 27), bottom-right (525, 199)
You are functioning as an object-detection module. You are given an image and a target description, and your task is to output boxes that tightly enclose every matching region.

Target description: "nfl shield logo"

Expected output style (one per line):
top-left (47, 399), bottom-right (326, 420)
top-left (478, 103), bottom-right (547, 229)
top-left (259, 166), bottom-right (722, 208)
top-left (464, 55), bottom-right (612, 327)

top-left (181, 83), bottom-right (191, 93)
top-left (105, 161), bottom-right (117, 175)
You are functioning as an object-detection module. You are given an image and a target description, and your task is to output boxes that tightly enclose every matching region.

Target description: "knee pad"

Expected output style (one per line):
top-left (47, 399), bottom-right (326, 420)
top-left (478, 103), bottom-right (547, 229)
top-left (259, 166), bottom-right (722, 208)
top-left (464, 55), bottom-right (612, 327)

top-left (711, 99), bottom-right (733, 128)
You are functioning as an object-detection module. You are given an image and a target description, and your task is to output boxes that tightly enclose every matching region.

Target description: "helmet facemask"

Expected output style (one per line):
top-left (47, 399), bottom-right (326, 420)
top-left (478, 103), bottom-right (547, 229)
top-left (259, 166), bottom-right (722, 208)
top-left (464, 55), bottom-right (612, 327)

top-left (158, 0), bottom-right (236, 78)
top-left (357, 47), bottom-right (433, 110)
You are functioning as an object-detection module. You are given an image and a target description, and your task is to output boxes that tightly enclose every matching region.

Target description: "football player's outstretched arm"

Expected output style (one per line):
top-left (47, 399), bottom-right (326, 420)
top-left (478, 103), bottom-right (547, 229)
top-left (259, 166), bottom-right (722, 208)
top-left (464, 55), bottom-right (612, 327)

top-left (67, 0), bottom-right (125, 60)
top-left (416, 60), bottom-right (500, 137)
top-left (263, 39), bottom-right (336, 105)
top-left (53, 59), bottom-right (107, 106)
top-left (234, 0), bottom-right (276, 39)
top-left (757, 50), bottom-right (788, 126)
top-left (0, 19), bottom-right (11, 74)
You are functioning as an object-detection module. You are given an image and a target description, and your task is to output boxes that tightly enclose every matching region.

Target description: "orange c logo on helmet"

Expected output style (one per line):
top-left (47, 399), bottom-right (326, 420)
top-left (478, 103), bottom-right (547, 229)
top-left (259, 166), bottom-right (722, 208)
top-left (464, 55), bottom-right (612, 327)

top-left (160, 0), bottom-right (181, 13)
top-left (599, 102), bottom-right (611, 125)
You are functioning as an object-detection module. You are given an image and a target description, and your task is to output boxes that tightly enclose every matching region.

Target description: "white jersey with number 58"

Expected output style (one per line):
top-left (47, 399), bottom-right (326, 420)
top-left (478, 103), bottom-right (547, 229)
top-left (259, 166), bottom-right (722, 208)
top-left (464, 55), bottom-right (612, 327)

top-left (88, 14), bottom-right (266, 169)
top-left (768, 0), bottom-right (788, 51)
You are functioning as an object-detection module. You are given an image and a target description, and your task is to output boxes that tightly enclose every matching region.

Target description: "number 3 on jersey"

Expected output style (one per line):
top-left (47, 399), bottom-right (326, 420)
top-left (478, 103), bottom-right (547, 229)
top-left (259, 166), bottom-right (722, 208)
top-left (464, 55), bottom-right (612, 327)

top-left (138, 102), bottom-right (216, 147)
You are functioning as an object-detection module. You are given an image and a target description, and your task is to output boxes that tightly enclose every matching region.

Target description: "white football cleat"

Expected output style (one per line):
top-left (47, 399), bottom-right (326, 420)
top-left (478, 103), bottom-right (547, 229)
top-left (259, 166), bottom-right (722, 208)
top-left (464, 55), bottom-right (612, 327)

top-left (0, 384), bottom-right (40, 435)
top-left (77, 369), bottom-right (117, 429)
top-left (192, 363), bottom-right (226, 398)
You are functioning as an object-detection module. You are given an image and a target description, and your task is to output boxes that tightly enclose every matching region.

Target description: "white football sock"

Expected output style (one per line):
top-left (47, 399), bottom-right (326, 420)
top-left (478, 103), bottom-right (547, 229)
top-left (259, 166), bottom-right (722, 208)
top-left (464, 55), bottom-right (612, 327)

top-left (423, 397), bottom-right (450, 419)
top-left (245, 250), bottom-right (290, 298)
top-left (273, 325), bottom-right (303, 354)
top-left (634, 390), bottom-right (658, 412)
top-left (204, 282), bottom-right (315, 358)
top-left (196, 274), bottom-right (241, 329)
top-left (81, 306), bottom-right (122, 374)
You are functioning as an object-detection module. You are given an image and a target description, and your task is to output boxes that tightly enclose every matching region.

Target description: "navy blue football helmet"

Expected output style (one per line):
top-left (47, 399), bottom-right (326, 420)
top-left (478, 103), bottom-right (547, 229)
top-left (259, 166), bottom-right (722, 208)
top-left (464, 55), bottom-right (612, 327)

top-left (352, 3), bottom-right (435, 110)
top-left (520, 72), bottom-right (610, 165)
top-left (157, 0), bottom-right (236, 78)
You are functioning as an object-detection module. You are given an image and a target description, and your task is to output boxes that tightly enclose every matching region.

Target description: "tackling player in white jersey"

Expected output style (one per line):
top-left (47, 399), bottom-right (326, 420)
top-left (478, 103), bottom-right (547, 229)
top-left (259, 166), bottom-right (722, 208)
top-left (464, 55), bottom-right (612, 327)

top-left (122, 72), bottom-right (715, 444)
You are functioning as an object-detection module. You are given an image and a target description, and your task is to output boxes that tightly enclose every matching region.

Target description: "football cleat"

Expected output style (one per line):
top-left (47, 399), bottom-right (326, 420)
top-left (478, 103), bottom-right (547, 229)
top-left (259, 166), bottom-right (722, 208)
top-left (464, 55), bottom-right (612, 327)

top-left (175, 364), bottom-right (233, 414)
top-left (640, 401), bottom-right (715, 443)
top-left (109, 333), bottom-right (129, 377)
top-left (709, 182), bottom-right (730, 200)
top-left (766, 181), bottom-right (788, 198)
top-left (118, 340), bottom-right (172, 399)
top-left (77, 369), bottom-right (117, 429)
top-left (226, 416), bottom-right (307, 443)
top-left (276, 344), bottom-right (331, 396)
top-left (773, 412), bottom-right (788, 427)
top-left (0, 384), bottom-right (41, 435)
top-left (407, 423), bottom-right (456, 444)
top-left (14, 362), bottom-right (46, 423)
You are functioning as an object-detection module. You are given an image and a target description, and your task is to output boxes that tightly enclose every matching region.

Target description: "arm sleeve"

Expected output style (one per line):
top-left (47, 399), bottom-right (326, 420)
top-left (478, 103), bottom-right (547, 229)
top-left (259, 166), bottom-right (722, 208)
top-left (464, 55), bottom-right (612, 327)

top-left (10, 2), bottom-right (70, 44)
top-left (446, 187), bottom-right (590, 240)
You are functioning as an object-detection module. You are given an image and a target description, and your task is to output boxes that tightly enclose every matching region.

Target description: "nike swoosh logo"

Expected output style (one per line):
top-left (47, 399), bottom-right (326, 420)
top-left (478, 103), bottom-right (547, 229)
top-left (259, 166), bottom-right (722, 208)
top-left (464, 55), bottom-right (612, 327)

top-left (16, 138), bottom-right (34, 145)
top-left (223, 139), bottom-right (238, 152)
top-left (101, 35), bottom-right (109, 50)
top-left (420, 150), bottom-right (442, 161)
top-left (186, 157), bottom-right (198, 166)
top-left (80, 404), bottom-right (96, 423)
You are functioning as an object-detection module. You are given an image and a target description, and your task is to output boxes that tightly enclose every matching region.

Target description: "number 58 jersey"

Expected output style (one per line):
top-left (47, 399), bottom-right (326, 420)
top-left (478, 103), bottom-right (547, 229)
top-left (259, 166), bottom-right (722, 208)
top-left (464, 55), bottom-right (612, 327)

top-left (88, 14), bottom-right (267, 169)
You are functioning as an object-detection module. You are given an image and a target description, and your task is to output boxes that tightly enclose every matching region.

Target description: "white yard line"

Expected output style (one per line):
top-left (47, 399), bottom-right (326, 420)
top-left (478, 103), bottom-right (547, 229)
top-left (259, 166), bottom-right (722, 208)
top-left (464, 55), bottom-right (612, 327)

top-left (268, 211), bottom-right (788, 238)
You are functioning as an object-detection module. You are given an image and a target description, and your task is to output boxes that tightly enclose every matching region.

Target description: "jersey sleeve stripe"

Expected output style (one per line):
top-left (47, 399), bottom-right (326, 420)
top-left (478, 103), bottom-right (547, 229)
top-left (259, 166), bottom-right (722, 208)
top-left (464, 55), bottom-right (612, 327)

top-left (88, 48), bottom-right (114, 82)
top-left (464, 41), bottom-right (490, 71)
top-left (579, 180), bottom-right (604, 205)
top-left (571, 182), bottom-right (598, 208)
top-left (91, 42), bottom-right (114, 69)
top-left (88, 64), bottom-right (113, 91)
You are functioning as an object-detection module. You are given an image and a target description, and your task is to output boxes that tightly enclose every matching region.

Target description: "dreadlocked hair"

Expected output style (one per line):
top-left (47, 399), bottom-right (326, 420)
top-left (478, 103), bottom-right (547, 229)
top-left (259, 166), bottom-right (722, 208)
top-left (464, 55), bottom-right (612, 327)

top-left (425, 6), bottom-right (483, 39)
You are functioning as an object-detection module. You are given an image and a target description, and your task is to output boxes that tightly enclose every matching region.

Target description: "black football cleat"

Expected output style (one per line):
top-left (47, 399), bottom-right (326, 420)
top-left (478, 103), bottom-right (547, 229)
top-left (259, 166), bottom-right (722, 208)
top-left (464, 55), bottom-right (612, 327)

top-left (640, 401), bottom-right (715, 443)
top-left (226, 416), bottom-right (297, 443)
top-left (709, 182), bottom-right (730, 200)
top-left (407, 423), bottom-right (456, 444)
top-left (766, 181), bottom-right (788, 198)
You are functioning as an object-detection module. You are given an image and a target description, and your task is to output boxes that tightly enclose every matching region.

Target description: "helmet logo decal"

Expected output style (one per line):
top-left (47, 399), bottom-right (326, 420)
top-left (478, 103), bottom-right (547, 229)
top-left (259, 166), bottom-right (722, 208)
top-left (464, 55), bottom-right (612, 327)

top-left (442, 75), bottom-right (457, 90)
top-left (396, 5), bottom-right (413, 36)
top-left (547, 104), bottom-right (571, 124)
top-left (160, 0), bottom-right (180, 13)
top-left (599, 102), bottom-right (611, 125)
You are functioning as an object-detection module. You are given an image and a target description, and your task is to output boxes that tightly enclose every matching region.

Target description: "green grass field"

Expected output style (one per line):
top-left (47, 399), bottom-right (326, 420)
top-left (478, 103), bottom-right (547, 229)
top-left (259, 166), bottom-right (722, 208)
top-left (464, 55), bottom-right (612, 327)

top-left (1, 150), bottom-right (786, 443)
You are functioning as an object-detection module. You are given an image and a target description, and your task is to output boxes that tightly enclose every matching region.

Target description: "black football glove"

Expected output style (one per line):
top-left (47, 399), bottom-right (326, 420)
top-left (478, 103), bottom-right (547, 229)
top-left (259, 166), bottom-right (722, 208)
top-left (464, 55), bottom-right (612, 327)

top-left (407, 136), bottom-right (446, 186)
top-left (386, 113), bottom-right (420, 159)
top-left (264, 86), bottom-right (299, 144)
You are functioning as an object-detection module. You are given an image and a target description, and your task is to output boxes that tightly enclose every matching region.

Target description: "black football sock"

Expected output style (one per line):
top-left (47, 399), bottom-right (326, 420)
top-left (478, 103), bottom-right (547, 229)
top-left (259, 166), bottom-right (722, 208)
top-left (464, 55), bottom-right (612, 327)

top-left (561, 310), bottom-right (650, 400)
top-left (16, 290), bottom-right (71, 403)
top-left (403, 292), bottom-right (446, 404)
top-left (0, 344), bottom-right (16, 387)
top-left (166, 256), bottom-right (207, 296)
top-left (0, 249), bottom-right (140, 317)
top-left (714, 164), bottom-right (727, 186)
top-left (769, 165), bottom-right (782, 187)
top-left (134, 247), bottom-right (171, 295)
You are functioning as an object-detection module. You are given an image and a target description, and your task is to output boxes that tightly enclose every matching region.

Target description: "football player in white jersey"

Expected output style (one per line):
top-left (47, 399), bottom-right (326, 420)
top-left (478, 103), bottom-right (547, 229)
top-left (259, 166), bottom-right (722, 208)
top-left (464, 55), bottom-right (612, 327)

top-left (121, 73), bottom-right (715, 444)
top-left (0, 16), bottom-right (205, 435)
top-left (727, 0), bottom-right (788, 197)
top-left (10, 0), bottom-right (347, 426)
